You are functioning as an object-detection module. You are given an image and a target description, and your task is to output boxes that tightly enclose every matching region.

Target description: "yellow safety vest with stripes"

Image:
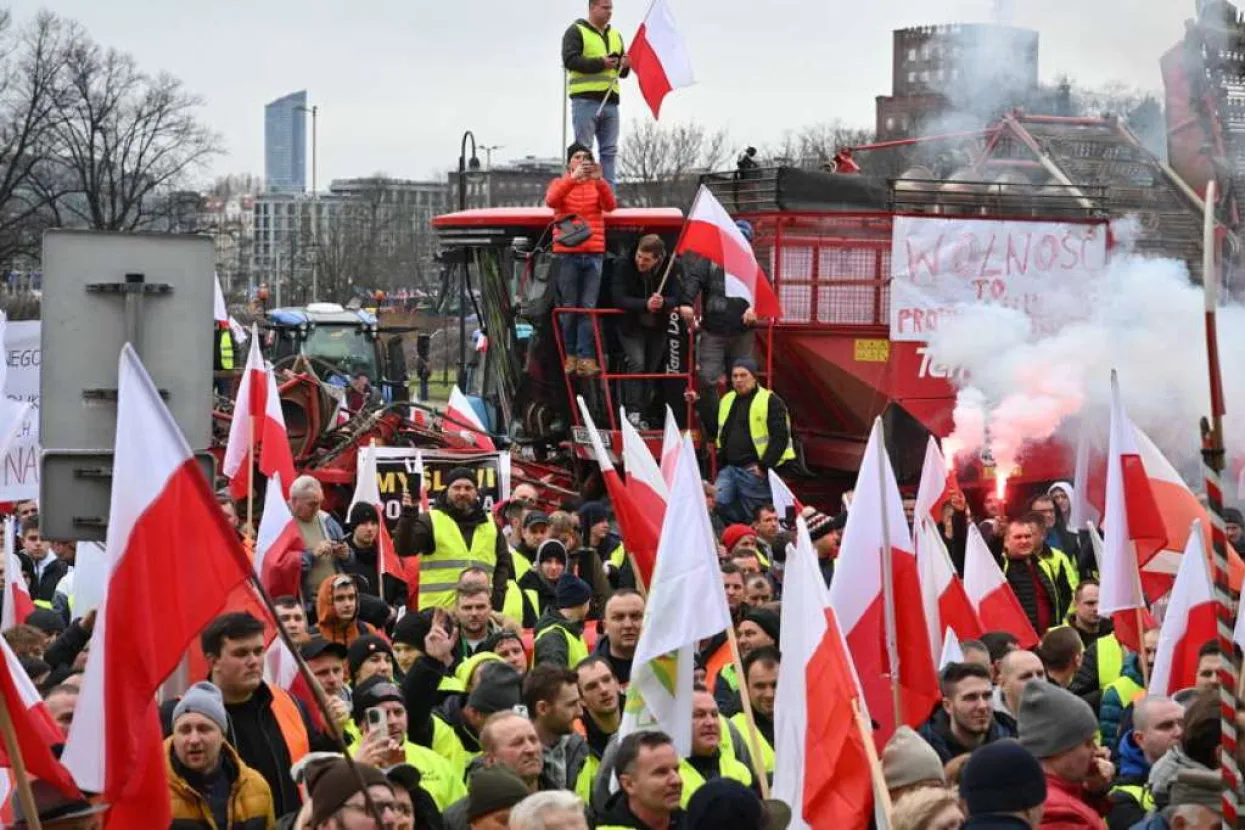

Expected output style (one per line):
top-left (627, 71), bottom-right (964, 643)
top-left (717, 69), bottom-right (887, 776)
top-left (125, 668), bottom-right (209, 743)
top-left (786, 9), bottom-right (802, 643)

top-left (729, 712), bottom-right (774, 774)
top-left (575, 754), bottom-right (600, 803)
top-left (1110, 782), bottom-right (1155, 814)
top-left (678, 752), bottom-right (753, 807)
top-left (567, 23), bottom-right (625, 97)
top-left (1097, 633), bottom-right (1124, 690)
top-left (422, 510), bottom-right (498, 609)
top-left (717, 388), bottom-right (796, 466)
top-left (502, 549), bottom-right (535, 626)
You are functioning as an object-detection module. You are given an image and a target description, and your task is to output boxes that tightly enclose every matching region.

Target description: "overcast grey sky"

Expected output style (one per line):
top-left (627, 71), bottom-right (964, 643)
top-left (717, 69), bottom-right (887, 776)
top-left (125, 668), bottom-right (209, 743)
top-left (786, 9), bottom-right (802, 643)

top-left (8, 0), bottom-right (1190, 185)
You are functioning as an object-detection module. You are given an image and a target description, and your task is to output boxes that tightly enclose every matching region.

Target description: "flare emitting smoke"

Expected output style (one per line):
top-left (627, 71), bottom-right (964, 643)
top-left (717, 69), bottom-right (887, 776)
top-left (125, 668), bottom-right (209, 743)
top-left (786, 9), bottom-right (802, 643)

top-left (925, 237), bottom-right (1245, 476)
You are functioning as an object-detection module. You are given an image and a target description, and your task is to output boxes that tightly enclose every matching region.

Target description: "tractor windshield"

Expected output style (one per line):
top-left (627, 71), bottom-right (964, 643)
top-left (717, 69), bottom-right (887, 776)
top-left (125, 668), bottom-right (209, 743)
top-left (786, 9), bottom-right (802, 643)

top-left (304, 324), bottom-right (379, 381)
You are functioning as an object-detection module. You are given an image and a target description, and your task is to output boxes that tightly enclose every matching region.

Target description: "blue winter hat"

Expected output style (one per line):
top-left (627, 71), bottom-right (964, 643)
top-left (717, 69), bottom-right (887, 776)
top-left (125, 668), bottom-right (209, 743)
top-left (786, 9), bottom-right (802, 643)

top-left (732, 357), bottom-right (760, 377)
top-left (734, 219), bottom-right (755, 242)
top-left (555, 573), bottom-right (592, 609)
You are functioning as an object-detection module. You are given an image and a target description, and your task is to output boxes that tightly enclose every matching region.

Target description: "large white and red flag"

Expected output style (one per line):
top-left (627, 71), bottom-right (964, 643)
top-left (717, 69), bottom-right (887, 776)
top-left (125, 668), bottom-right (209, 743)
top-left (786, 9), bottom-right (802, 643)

top-left (962, 523), bottom-right (1039, 648)
top-left (629, 0), bottom-right (695, 119)
top-left (62, 345), bottom-right (255, 828)
top-left (223, 326), bottom-right (297, 500)
top-left (916, 517), bottom-right (982, 661)
top-left (1149, 522), bottom-right (1218, 696)
top-left (676, 186), bottom-right (781, 319)
top-left (577, 398), bottom-right (657, 588)
top-left (914, 436), bottom-right (956, 526)
top-left (1099, 372), bottom-right (1159, 650)
top-left (774, 516), bottom-right (876, 829)
top-left (620, 408), bottom-right (670, 512)
top-left (1, 518), bottom-right (34, 632)
top-left (352, 443), bottom-right (417, 609)
top-left (829, 418), bottom-right (939, 740)
top-left (0, 634), bottom-right (81, 798)
top-left (446, 386), bottom-right (495, 451)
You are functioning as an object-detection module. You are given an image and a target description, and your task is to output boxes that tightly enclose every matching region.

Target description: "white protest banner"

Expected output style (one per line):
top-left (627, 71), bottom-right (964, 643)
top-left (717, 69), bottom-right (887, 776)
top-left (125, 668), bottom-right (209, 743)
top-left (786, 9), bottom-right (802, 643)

top-left (889, 217), bottom-right (1108, 342)
top-left (0, 321), bottom-right (39, 501)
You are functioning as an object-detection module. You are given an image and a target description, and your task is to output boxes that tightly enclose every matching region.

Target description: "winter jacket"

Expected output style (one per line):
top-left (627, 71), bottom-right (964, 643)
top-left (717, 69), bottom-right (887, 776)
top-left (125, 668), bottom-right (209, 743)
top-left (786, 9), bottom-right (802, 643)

top-left (518, 568), bottom-right (557, 618)
top-left (1040, 771), bottom-right (1111, 828)
top-left (532, 606), bottom-right (588, 668)
top-left (708, 386), bottom-right (792, 471)
top-left (916, 707), bottom-right (1017, 764)
top-left (596, 790), bottom-right (687, 829)
top-left (1002, 554), bottom-right (1060, 634)
top-left (546, 174), bottom-right (616, 254)
top-left (166, 738), bottom-right (276, 830)
top-left (394, 498), bottom-right (514, 612)
top-left (1107, 732), bottom-right (1153, 830)
top-left (990, 686), bottom-right (1019, 734)
top-left (1099, 655), bottom-right (1146, 751)
top-left (593, 634), bottom-right (633, 687)
top-left (342, 534), bottom-right (408, 609)
top-left (313, 575), bottom-right (376, 648)
top-left (296, 512), bottom-right (349, 606)
top-left (1066, 616), bottom-right (1116, 651)
top-left (612, 255), bottom-right (682, 333)
top-left (18, 553), bottom-right (69, 604)
top-left (542, 731), bottom-right (592, 792)
top-left (679, 253), bottom-right (752, 336)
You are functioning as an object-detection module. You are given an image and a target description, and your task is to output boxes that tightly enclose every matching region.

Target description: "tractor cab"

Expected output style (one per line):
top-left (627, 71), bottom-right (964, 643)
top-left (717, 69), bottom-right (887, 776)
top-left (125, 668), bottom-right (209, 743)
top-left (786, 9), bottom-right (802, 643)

top-left (432, 206), bottom-right (691, 463)
top-left (264, 302), bottom-right (410, 404)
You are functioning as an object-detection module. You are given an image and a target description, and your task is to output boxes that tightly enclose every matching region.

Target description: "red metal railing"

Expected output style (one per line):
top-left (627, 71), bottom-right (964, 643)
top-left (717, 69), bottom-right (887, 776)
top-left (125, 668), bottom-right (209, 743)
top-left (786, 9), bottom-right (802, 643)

top-left (551, 307), bottom-right (698, 435)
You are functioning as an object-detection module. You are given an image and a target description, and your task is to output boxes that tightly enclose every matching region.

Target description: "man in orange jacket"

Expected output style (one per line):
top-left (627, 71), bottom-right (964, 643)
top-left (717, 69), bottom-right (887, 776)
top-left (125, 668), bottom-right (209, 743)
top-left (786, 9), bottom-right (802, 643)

top-left (546, 143), bottom-right (617, 377)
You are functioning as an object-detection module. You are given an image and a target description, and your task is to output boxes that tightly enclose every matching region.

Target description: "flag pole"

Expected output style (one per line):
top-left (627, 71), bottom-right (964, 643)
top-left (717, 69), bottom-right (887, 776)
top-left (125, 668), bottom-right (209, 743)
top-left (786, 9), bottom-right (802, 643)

top-left (0, 691), bottom-right (42, 830)
top-left (853, 698), bottom-right (894, 828)
top-left (873, 418), bottom-right (903, 727)
top-left (1199, 180), bottom-right (1240, 825)
top-left (725, 624), bottom-right (771, 799)
top-left (1134, 607), bottom-right (1150, 687)
top-left (245, 574), bottom-right (389, 826)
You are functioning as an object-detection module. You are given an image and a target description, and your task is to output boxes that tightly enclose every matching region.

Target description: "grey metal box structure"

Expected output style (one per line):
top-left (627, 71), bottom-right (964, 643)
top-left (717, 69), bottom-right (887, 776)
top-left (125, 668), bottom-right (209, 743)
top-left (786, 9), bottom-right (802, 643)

top-left (40, 230), bottom-right (217, 540)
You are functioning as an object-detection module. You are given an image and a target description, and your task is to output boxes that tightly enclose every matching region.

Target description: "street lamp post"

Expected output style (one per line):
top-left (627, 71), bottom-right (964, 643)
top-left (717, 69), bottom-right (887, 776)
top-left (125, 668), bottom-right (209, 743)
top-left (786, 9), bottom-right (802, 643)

top-left (480, 144), bottom-right (503, 207)
top-left (297, 104), bottom-right (319, 300)
top-left (457, 131), bottom-right (481, 390)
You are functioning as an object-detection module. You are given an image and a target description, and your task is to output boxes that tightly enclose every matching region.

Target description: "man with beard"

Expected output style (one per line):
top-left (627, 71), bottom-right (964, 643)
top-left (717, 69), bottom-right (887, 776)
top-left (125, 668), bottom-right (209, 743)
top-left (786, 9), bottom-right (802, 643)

top-left (729, 647), bottom-right (778, 778)
top-left (575, 657), bottom-right (621, 800)
top-left (523, 665), bottom-right (589, 792)
top-left (918, 662), bottom-right (1016, 764)
top-left (593, 590), bottom-right (643, 687)
top-left (396, 467), bottom-right (514, 613)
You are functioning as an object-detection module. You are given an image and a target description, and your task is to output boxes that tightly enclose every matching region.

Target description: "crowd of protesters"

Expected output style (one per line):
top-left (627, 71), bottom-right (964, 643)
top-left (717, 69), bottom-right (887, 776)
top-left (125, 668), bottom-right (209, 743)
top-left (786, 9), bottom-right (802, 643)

top-left (3, 445), bottom-right (1238, 830)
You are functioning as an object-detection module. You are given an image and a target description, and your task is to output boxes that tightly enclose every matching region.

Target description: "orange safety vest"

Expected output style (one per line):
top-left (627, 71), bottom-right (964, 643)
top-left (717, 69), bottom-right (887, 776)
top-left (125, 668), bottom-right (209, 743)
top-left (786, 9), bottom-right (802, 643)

top-left (704, 641), bottom-right (732, 692)
top-left (270, 687), bottom-right (310, 764)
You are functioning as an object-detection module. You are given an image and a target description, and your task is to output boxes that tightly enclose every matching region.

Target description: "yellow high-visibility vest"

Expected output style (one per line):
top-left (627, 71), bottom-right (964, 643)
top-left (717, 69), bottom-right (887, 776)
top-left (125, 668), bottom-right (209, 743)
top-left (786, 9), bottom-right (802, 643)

top-left (717, 388), bottom-right (795, 466)
top-left (421, 510), bottom-right (498, 609)
top-left (567, 23), bottom-right (625, 97)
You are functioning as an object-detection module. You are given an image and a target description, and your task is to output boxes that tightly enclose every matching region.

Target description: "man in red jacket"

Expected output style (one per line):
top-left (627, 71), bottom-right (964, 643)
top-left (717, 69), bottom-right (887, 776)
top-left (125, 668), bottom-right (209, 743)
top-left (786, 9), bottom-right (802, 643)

top-left (1017, 679), bottom-right (1114, 827)
top-left (546, 143), bottom-right (617, 377)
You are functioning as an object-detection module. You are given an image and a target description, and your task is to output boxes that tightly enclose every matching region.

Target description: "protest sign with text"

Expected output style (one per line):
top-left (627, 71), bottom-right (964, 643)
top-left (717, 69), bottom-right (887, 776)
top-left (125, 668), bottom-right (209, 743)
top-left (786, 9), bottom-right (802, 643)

top-left (889, 217), bottom-right (1108, 342)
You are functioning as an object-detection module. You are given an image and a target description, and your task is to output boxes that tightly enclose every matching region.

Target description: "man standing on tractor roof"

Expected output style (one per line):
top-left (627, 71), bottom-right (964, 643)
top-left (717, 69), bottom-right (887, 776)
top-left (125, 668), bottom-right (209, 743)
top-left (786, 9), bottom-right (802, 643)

top-left (563, 0), bottom-right (629, 190)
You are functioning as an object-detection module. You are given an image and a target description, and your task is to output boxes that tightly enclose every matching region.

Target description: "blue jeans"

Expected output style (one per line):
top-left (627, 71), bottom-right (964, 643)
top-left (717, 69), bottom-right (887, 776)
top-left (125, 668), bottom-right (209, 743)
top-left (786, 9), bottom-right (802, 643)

top-left (714, 464), bottom-right (773, 525)
top-left (556, 254), bottom-right (603, 358)
top-left (571, 98), bottom-right (619, 190)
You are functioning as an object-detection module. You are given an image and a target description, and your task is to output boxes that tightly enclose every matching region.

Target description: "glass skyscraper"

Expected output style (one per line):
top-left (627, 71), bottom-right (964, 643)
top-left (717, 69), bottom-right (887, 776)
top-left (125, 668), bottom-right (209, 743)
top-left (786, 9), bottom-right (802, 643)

top-left (264, 91), bottom-right (307, 193)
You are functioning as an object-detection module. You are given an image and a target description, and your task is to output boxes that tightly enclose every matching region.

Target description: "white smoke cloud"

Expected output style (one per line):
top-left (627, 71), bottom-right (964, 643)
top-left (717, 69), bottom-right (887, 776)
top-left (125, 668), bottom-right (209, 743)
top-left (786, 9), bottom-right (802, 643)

top-left (926, 238), bottom-right (1245, 478)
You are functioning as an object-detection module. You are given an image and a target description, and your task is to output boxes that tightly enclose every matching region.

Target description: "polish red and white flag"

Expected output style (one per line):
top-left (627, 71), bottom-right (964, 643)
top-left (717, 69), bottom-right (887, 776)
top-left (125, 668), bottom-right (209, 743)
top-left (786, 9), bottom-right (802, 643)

top-left (915, 517), bottom-right (982, 662)
top-left (629, 0), bottom-right (695, 119)
top-left (962, 524), bottom-right (1039, 648)
top-left (1149, 521), bottom-right (1218, 696)
top-left (829, 419), bottom-right (939, 741)
top-left (223, 326), bottom-right (296, 500)
top-left (676, 186), bottom-right (781, 319)
top-left (1, 519), bottom-right (34, 632)
top-left (61, 345), bottom-right (255, 828)
top-left (446, 386), bottom-right (495, 451)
